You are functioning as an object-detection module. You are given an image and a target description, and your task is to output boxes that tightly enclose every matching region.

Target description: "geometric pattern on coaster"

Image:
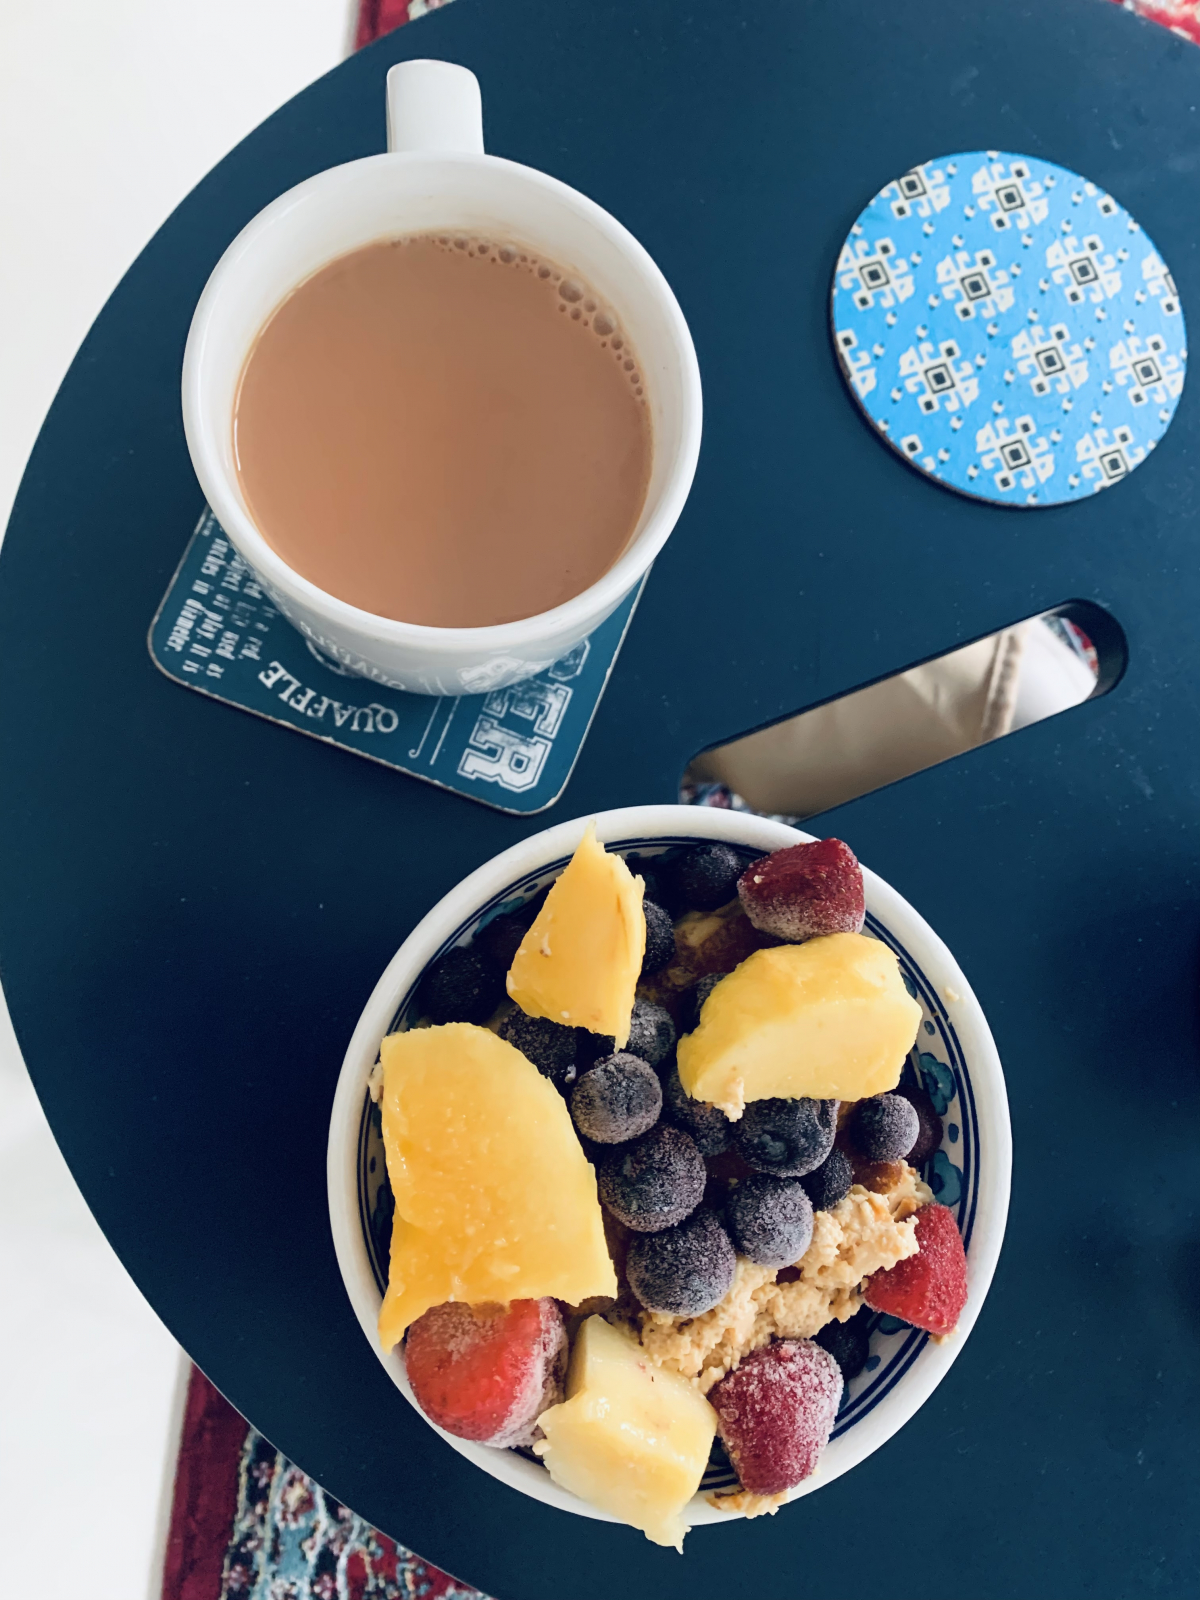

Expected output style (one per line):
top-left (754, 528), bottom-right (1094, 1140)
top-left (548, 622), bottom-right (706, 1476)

top-left (831, 150), bottom-right (1187, 505)
top-left (148, 510), bottom-right (644, 816)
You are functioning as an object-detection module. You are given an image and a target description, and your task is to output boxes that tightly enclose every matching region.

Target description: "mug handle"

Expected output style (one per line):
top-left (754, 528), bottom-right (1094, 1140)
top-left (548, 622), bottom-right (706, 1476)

top-left (386, 60), bottom-right (484, 155)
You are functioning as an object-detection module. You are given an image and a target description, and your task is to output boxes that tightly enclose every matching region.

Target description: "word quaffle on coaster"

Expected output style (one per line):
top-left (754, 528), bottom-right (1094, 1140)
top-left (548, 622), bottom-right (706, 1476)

top-left (149, 511), bottom-right (644, 815)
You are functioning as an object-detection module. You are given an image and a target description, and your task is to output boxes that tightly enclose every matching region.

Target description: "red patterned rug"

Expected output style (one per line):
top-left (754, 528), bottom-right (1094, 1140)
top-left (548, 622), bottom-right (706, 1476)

top-left (355, 0), bottom-right (457, 52)
top-left (162, 1367), bottom-right (483, 1599)
top-left (356, 0), bottom-right (1200, 49)
top-left (1112, 0), bottom-right (1200, 41)
top-left (158, 1), bottom-right (1196, 1595)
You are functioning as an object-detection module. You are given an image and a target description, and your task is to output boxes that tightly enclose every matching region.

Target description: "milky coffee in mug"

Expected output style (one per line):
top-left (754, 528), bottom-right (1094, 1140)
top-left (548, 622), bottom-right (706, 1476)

top-left (232, 232), bottom-right (653, 630)
top-left (183, 59), bottom-right (701, 695)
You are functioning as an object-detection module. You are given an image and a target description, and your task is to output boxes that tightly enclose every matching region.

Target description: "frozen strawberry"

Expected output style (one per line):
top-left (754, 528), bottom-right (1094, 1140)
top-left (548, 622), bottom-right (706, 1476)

top-left (708, 1339), bottom-right (843, 1495)
top-left (404, 1298), bottom-right (567, 1448)
top-left (737, 838), bottom-right (865, 942)
top-left (863, 1202), bottom-right (967, 1336)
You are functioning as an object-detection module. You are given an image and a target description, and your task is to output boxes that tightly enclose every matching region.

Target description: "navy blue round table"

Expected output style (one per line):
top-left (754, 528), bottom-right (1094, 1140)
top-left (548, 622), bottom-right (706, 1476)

top-left (1, 1), bottom-right (1197, 1594)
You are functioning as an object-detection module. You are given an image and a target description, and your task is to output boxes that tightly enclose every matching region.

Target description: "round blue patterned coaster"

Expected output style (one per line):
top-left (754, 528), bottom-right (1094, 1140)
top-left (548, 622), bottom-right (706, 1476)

top-left (831, 151), bottom-right (1187, 506)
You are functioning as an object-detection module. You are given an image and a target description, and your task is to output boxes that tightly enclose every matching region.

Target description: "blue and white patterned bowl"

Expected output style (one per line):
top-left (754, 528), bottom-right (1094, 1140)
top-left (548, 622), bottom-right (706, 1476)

top-left (327, 806), bottom-right (1011, 1528)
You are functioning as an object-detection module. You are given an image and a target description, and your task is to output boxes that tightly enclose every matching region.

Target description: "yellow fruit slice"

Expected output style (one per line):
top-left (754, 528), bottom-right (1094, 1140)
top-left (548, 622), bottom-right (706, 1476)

top-left (534, 1315), bottom-right (717, 1550)
top-left (506, 822), bottom-right (645, 1047)
top-left (377, 1024), bottom-right (616, 1350)
top-left (676, 932), bottom-right (921, 1118)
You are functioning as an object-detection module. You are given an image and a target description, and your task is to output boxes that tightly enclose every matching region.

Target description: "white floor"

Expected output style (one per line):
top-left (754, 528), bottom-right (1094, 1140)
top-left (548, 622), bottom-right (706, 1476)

top-left (0, 1000), bottom-right (188, 1595)
top-left (0, 4), bottom-right (352, 1593)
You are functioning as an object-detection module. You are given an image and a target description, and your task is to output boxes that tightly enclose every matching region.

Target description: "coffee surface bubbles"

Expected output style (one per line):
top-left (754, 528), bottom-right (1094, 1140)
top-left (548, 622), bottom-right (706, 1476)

top-left (233, 234), bottom-right (651, 628)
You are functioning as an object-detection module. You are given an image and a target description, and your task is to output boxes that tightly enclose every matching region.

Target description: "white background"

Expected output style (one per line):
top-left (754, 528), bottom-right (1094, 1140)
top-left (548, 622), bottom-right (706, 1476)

top-left (0, 5), bottom-right (351, 1594)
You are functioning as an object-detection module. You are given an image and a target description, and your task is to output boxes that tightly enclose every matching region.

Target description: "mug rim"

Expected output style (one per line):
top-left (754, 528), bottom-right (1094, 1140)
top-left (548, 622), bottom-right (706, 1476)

top-left (326, 804), bottom-right (1012, 1529)
top-left (181, 150), bottom-right (703, 655)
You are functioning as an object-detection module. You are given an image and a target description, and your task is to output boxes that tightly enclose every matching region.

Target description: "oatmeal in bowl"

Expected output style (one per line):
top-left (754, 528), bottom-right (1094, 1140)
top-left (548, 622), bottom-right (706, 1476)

top-left (327, 805), bottom-right (1010, 1549)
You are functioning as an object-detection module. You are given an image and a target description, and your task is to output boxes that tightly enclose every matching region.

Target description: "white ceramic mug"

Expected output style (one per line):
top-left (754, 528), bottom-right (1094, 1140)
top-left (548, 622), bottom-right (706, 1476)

top-left (181, 60), bottom-right (702, 696)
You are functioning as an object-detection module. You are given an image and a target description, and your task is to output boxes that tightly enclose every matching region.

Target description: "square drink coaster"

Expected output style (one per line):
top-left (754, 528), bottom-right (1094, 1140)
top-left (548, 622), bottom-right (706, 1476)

top-left (148, 510), bottom-right (644, 815)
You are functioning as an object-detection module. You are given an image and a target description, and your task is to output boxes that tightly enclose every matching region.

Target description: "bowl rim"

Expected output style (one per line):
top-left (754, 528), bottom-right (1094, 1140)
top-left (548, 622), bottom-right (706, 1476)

top-left (326, 804), bottom-right (1011, 1529)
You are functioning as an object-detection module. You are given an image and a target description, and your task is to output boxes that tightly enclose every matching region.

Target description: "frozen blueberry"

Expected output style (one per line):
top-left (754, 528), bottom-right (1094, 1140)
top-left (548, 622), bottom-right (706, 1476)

top-left (725, 1174), bottom-right (814, 1268)
top-left (681, 972), bottom-right (726, 1033)
top-left (576, 999), bottom-right (677, 1072)
top-left (894, 1081), bottom-right (943, 1165)
top-left (734, 1097), bottom-right (838, 1178)
top-left (597, 1124), bottom-right (705, 1232)
top-left (418, 946), bottom-right (505, 1026)
top-left (852, 1094), bottom-right (921, 1163)
top-left (800, 1147), bottom-right (853, 1212)
top-left (473, 888), bottom-right (549, 968)
top-left (629, 998), bottom-right (676, 1066)
top-left (574, 1028), bottom-right (611, 1072)
top-left (662, 1064), bottom-right (730, 1157)
top-left (661, 843), bottom-right (745, 912)
top-left (815, 1310), bottom-right (871, 1382)
top-left (474, 913), bottom-right (528, 970)
top-left (624, 854), bottom-right (665, 909)
top-left (499, 1011), bottom-right (579, 1093)
top-left (641, 901), bottom-right (677, 976)
top-left (626, 1207), bottom-right (736, 1316)
top-left (571, 1052), bottom-right (662, 1144)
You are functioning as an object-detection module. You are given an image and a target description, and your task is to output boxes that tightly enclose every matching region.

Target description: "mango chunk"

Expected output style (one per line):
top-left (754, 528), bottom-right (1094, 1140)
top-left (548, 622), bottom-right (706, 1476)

top-left (534, 1315), bottom-right (716, 1550)
top-left (377, 1024), bottom-right (616, 1351)
top-left (676, 932), bottom-right (921, 1118)
top-left (506, 822), bottom-right (645, 1047)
